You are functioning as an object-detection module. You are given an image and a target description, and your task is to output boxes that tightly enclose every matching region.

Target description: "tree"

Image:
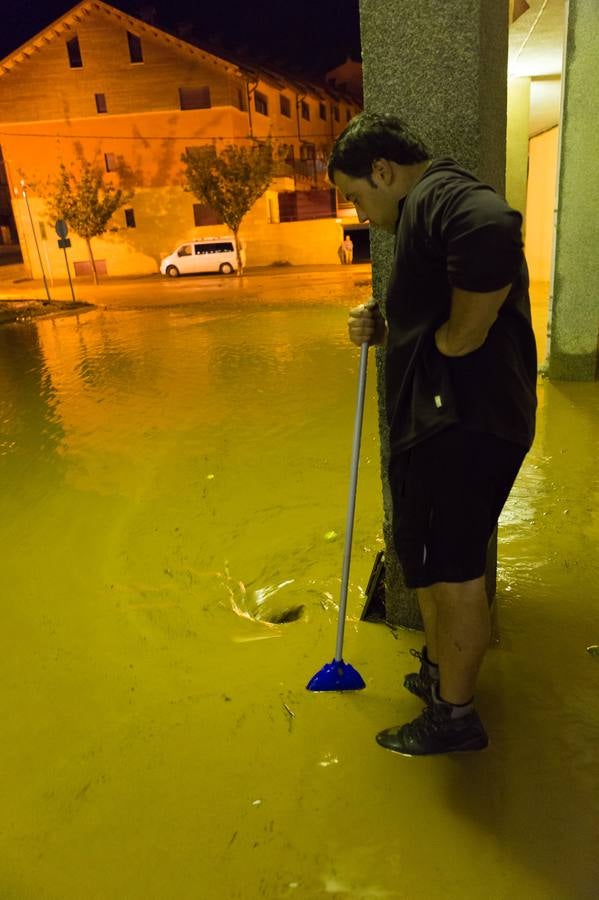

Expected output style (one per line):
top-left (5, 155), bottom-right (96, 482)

top-left (182, 140), bottom-right (276, 275)
top-left (46, 160), bottom-right (132, 285)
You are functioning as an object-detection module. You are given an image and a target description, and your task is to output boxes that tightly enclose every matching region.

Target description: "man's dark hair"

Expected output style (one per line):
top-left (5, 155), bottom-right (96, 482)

top-left (327, 112), bottom-right (431, 182)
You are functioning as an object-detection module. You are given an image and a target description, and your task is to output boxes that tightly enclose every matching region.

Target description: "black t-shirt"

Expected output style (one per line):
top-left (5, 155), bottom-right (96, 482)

top-left (385, 158), bottom-right (537, 453)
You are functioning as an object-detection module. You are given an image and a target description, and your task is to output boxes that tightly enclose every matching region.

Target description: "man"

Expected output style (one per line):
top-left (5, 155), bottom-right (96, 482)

top-left (328, 112), bottom-right (537, 756)
top-left (343, 234), bottom-right (354, 264)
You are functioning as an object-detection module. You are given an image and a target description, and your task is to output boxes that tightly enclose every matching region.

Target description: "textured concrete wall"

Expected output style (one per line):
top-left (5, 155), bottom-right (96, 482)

top-left (360, 0), bottom-right (508, 190)
top-left (549, 0), bottom-right (599, 381)
top-left (359, 0), bottom-right (509, 628)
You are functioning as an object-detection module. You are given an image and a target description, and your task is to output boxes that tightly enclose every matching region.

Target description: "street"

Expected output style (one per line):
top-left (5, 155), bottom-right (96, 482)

top-left (0, 262), bottom-right (373, 310)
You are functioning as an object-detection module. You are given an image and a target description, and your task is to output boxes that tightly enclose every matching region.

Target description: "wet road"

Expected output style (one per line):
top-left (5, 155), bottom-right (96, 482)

top-left (0, 275), bottom-right (598, 899)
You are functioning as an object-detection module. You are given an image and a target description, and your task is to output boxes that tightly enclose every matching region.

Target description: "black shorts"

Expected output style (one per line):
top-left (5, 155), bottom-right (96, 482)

top-left (389, 425), bottom-right (527, 589)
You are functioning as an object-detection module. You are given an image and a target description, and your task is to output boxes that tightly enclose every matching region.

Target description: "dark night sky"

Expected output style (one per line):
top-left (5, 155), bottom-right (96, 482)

top-left (1, 0), bottom-right (362, 76)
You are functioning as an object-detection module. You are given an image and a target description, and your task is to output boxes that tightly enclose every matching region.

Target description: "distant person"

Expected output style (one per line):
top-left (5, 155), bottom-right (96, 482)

top-left (343, 235), bottom-right (354, 264)
top-left (328, 112), bottom-right (537, 756)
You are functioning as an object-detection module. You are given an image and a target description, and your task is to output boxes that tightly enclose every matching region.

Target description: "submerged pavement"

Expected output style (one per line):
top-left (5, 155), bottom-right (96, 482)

top-left (1, 270), bottom-right (596, 899)
top-left (0, 262), bottom-right (548, 360)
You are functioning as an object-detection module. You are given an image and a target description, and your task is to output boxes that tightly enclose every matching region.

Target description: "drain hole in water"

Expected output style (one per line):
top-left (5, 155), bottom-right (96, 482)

top-left (261, 605), bottom-right (305, 624)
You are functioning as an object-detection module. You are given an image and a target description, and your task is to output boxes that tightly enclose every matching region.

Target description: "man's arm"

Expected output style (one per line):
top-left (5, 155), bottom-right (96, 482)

top-left (435, 283), bottom-right (511, 357)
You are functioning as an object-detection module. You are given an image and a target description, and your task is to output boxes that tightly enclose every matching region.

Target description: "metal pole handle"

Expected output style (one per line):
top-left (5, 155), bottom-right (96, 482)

top-left (334, 341), bottom-right (369, 662)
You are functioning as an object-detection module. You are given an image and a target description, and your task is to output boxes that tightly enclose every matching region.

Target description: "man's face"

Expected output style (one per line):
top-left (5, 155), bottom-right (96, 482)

top-left (333, 168), bottom-right (399, 234)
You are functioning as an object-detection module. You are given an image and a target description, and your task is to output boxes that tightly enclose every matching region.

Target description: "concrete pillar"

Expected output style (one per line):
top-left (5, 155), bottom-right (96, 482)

top-left (506, 76), bottom-right (531, 220)
top-left (359, 0), bottom-right (509, 628)
top-left (548, 0), bottom-right (599, 381)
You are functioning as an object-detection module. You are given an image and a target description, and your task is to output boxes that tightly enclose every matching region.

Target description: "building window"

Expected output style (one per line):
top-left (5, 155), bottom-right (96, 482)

top-left (346, 108), bottom-right (352, 122)
top-left (278, 189), bottom-right (337, 222)
top-left (254, 91), bottom-right (268, 116)
top-left (104, 153), bottom-right (117, 172)
top-left (127, 31), bottom-right (143, 63)
top-left (301, 100), bottom-right (310, 121)
top-left (193, 203), bottom-right (223, 226)
top-left (275, 143), bottom-right (294, 177)
top-left (235, 87), bottom-right (246, 111)
top-left (66, 36), bottom-right (83, 68)
top-left (124, 208), bottom-right (136, 228)
top-left (179, 86), bottom-right (211, 110)
top-left (333, 105), bottom-right (340, 122)
top-left (74, 259), bottom-right (108, 277)
top-left (280, 95), bottom-right (291, 117)
top-left (95, 93), bottom-right (107, 114)
top-left (319, 102), bottom-right (327, 121)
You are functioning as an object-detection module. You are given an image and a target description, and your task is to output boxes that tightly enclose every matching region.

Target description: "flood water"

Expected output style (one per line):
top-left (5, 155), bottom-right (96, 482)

top-left (1, 287), bottom-right (598, 899)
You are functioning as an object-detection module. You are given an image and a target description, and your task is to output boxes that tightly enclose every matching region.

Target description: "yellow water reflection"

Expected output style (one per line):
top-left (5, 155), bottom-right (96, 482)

top-left (1, 284), bottom-right (598, 899)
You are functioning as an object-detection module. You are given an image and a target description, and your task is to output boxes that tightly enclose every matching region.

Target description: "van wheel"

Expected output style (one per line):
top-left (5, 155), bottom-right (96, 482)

top-left (219, 263), bottom-right (234, 275)
top-left (166, 265), bottom-right (180, 278)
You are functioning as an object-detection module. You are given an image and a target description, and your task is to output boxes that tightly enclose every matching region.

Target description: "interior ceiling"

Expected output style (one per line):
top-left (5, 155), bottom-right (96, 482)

top-left (509, 0), bottom-right (565, 77)
top-left (508, 0), bottom-right (565, 135)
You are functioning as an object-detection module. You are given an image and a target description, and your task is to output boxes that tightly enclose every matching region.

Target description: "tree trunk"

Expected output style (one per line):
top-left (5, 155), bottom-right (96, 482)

top-left (85, 236), bottom-right (99, 285)
top-left (233, 227), bottom-right (243, 276)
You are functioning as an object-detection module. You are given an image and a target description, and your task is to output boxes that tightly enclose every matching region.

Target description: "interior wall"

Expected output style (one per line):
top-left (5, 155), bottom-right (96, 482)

top-left (525, 125), bottom-right (559, 282)
top-left (506, 77), bottom-right (531, 219)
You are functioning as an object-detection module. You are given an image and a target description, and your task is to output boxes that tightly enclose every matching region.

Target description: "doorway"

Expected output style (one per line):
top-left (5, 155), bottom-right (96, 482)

top-left (343, 225), bottom-right (370, 263)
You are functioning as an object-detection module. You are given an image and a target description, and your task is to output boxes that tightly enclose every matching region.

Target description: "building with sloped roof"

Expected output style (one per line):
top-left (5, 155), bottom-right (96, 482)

top-left (0, 0), bottom-right (361, 277)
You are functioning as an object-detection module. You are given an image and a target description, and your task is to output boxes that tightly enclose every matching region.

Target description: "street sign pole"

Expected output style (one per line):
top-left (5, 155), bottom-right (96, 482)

top-left (62, 244), bottom-right (76, 302)
top-left (55, 219), bottom-right (76, 302)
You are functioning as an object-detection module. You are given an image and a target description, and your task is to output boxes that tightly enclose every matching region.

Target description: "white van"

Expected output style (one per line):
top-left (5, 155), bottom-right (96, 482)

top-left (160, 236), bottom-right (246, 277)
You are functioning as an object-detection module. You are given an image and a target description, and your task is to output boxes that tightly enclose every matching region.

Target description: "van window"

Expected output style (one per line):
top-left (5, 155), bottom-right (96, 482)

top-left (178, 245), bottom-right (192, 256)
top-left (194, 242), bottom-right (234, 254)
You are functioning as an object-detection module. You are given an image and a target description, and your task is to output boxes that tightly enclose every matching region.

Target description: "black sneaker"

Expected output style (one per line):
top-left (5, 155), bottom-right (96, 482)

top-left (376, 700), bottom-right (489, 756)
top-left (403, 647), bottom-right (438, 703)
